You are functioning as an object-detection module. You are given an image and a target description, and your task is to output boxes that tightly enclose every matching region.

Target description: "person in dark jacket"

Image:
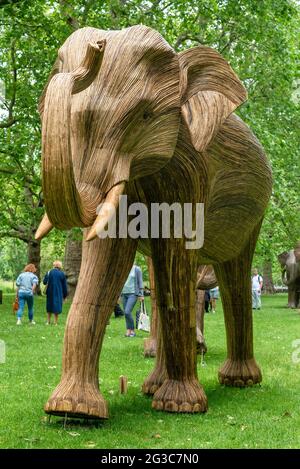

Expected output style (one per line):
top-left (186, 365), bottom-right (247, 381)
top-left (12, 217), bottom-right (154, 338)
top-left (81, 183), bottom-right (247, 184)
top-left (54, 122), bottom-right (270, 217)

top-left (204, 289), bottom-right (211, 313)
top-left (43, 260), bottom-right (68, 325)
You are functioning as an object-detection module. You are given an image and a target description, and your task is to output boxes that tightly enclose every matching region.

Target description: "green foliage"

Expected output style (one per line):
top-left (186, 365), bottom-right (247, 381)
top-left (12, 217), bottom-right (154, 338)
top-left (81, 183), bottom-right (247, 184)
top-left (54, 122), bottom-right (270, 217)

top-left (40, 229), bottom-right (66, 279)
top-left (0, 0), bottom-right (299, 273)
top-left (135, 251), bottom-right (149, 284)
top-left (0, 237), bottom-right (27, 281)
top-left (0, 293), bottom-right (300, 448)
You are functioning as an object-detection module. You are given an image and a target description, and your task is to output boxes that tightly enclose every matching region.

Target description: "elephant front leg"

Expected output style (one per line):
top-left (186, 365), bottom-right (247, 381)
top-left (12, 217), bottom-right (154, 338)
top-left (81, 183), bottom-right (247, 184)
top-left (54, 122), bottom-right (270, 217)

top-left (44, 233), bottom-right (137, 419)
top-left (214, 223), bottom-right (262, 387)
top-left (149, 240), bottom-right (207, 413)
top-left (142, 319), bottom-right (168, 394)
top-left (287, 286), bottom-right (298, 308)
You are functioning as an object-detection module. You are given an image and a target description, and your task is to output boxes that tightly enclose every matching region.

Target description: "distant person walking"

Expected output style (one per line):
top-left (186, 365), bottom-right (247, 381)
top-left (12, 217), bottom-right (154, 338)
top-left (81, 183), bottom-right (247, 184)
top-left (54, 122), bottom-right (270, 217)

top-left (121, 264), bottom-right (144, 337)
top-left (204, 289), bottom-right (211, 313)
top-left (43, 261), bottom-right (68, 325)
top-left (252, 268), bottom-right (263, 310)
top-left (209, 286), bottom-right (219, 313)
top-left (16, 264), bottom-right (39, 325)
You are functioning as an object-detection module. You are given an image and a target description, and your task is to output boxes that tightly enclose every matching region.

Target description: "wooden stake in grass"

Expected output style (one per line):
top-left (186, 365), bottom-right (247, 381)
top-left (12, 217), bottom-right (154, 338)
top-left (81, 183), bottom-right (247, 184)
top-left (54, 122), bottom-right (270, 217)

top-left (119, 376), bottom-right (128, 394)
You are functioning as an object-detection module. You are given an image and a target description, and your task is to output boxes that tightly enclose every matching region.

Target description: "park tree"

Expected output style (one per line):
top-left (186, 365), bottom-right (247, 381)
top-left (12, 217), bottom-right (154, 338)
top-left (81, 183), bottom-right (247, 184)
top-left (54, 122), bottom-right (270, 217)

top-left (63, 228), bottom-right (83, 299)
top-left (0, 237), bottom-right (27, 288)
top-left (0, 0), bottom-right (299, 289)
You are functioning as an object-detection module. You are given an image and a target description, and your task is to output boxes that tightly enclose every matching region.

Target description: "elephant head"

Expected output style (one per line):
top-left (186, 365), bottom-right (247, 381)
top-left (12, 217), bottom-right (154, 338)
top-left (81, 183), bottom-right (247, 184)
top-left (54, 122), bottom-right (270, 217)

top-left (35, 25), bottom-right (247, 241)
top-left (278, 243), bottom-right (300, 286)
top-left (278, 243), bottom-right (300, 308)
top-left (278, 251), bottom-right (289, 284)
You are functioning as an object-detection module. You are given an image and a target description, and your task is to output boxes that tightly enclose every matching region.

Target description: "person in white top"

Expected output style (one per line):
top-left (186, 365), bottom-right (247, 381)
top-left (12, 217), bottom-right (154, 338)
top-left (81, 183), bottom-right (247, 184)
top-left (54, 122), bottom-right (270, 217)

top-left (252, 268), bottom-right (263, 310)
top-left (16, 263), bottom-right (39, 325)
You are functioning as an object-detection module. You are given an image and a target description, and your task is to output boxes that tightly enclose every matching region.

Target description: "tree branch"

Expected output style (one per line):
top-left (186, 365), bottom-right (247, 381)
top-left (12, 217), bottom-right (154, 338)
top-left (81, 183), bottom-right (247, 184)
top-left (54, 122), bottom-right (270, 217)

top-left (144, 0), bottom-right (169, 14)
top-left (0, 230), bottom-right (29, 243)
top-left (0, 167), bottom-right (15, 176)
top-left (0, 146), bottom-right (37, 183)
top-left (0, 199), bottom-right (29, 239)
top-left (174, 33), bottom-right (204, 50)
top-left (0, 164), bottom-right (34, 184)
top-left (219, 31), bottom-right (237, 54)
top-left (58, 0), bottom-right (80, 30)
top-left (24, 183), bottom-right (36, 209)
top-left (0, 117), bottom-right (17, 128)
top-left (0, 40), bottom-right (17, 129)
top-left (81, 0), bottom-right (96, 25)
top-left (0, 0), bottom-right (21, 7)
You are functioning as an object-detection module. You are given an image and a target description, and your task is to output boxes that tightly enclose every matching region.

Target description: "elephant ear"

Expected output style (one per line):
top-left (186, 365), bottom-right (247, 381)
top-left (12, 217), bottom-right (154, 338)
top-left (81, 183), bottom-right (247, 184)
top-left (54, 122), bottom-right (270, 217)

top-left (179, 46), bottom-right (247, 151)
top-left (278, 251), bottom-right (290, 267)
top-left (294, 242), bottom-right (300, 262)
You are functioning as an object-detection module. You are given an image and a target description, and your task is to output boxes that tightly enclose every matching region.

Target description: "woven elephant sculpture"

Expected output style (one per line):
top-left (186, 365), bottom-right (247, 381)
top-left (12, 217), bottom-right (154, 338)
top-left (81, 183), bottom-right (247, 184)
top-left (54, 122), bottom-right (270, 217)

top-left (278, 242), bottom-right (300, 308)
top-left (36, 25), bottom-right (272, 419)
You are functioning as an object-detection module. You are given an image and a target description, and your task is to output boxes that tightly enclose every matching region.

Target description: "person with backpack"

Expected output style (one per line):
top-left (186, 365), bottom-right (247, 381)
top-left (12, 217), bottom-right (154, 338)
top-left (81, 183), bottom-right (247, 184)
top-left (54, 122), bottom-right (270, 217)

top-left (252, 268), bottom-right (263, 310)
top-left (121, 264), bottom-right (144, 337)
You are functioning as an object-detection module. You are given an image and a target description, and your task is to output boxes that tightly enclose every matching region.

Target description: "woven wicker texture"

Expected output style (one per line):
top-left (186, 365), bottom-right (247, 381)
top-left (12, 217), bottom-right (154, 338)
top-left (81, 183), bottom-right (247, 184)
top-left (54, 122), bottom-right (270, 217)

top-left (37, 26), bottom-right (272, 419)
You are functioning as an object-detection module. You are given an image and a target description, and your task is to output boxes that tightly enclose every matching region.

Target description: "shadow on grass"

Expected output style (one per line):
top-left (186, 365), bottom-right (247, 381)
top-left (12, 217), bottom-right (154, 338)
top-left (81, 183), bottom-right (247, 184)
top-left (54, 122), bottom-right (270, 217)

top-left (45, 415), bottom-right (107, 429)
top-left (205, 382), bottom-right (263, 403)
top-left (40, 379), bottom-right (290, 433)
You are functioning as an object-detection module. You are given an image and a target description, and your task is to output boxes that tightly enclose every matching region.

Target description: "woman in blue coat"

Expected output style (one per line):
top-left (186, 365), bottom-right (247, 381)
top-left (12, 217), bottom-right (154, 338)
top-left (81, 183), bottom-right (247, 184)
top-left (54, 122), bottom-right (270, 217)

top-left (43, 260), bottom-right (68, 325)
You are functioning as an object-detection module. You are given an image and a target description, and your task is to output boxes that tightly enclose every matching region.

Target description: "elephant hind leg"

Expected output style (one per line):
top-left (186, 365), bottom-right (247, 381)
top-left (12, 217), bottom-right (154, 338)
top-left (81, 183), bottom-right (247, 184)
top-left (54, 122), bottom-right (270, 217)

top-left (214, 220), bottom-right (263, 387)
top-left (152, 378), bottom-right (207, 413)
top-left (149, 239), bottom-right (207, 413)
top-left (142, 320), bottom-right (168, 395)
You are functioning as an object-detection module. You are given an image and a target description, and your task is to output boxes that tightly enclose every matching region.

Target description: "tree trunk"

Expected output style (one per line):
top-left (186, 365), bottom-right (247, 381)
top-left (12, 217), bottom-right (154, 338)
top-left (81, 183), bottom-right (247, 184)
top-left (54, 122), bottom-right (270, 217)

top-left (28, 239), bottom-right (41, 294)
top-left (63, 229), bottom-right (83, 300)
top-left (262, 260), bottom-right (275, 294)
top-left (214, 220), bottom-right (263, 387)
top-left (144, 256), bottom-right (158, 357)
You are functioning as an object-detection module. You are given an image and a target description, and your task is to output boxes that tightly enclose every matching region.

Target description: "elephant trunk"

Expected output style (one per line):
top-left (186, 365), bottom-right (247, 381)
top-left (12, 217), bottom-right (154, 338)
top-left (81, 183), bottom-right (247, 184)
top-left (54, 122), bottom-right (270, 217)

top-left (281, 268), bottom-right (288, 285)
top-left (41, 40), bottom-right (106, 230)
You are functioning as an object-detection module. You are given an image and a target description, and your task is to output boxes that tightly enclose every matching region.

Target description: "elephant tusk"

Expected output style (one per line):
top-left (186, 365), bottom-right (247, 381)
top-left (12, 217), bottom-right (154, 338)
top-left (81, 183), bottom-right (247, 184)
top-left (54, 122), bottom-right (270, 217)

top-left (35, 213), bottom-right (54, 240)
top-left (86, 182), bottom-right (125, 242)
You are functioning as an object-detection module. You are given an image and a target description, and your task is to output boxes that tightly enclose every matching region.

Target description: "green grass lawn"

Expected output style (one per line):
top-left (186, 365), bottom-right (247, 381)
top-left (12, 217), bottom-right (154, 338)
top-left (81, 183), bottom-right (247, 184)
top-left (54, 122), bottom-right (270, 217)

top-left (0, 293), bottom-right (299, 449)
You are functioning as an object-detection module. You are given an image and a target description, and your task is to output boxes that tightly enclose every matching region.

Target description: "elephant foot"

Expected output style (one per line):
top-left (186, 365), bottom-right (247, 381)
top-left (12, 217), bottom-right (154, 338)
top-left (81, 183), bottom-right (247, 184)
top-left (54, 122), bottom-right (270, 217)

top-left (44, 380), bottom-right (108, 420)
top-left (142, 366), bottom-right (167, 396)
top-left (196, 328), bottom-right (207, 355)
top-left (196, 339), bottom-right (207, 355)
top-left (143, 338), bottom-right (157, 358)
top-left (218, 358), bottom-right (262, 387)
top-left (152, 378), bottom-right (208, 413)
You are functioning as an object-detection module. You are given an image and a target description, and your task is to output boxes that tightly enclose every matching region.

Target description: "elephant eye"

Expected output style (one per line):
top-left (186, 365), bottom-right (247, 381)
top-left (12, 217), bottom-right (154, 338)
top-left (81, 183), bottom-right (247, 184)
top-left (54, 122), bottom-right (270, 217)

top-left (143, 110), bottom-right (153, 121)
